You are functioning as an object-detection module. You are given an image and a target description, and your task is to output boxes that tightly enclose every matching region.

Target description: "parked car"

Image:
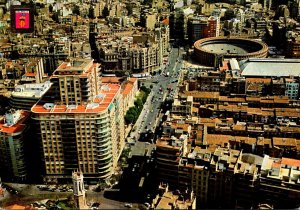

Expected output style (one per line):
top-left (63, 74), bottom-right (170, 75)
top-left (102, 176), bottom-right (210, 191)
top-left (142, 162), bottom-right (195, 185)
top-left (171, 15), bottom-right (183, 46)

top-left (124, 203), bottom-right (133, 208)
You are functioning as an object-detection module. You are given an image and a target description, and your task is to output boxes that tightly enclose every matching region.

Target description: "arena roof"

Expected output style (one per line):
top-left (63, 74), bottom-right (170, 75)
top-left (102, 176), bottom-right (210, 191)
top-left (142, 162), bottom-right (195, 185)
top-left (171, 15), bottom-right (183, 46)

top-left (194, 37), bottom-right (267, 56)
top-left (240, 58), bottom-right (300, 77)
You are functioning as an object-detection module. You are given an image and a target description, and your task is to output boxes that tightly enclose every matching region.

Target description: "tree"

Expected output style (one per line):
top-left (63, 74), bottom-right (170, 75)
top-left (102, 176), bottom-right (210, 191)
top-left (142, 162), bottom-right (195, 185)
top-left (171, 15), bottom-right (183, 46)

top-left (140, 86), bottom-right (150, 95)
top-left (102, 6), bottom-right (109, 18)
top-left (125, 113), bottom-right (135, 124)
top-left (134, 98), bottom-right (143, 111)
top-left (125, 105), bottom-right (143, 124)
top-left (72, 5), bottom-right (80, 15)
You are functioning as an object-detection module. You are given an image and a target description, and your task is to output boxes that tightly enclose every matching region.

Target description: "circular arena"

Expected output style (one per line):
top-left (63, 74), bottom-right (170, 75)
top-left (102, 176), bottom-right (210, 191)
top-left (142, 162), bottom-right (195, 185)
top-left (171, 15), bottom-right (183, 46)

top-left (193, 37), bottom-right (268, 66)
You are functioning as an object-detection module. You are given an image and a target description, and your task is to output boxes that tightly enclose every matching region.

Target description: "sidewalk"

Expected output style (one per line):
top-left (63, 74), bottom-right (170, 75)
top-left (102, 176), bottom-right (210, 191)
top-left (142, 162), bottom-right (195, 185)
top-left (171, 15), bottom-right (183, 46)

top-left (130, 90), bottom-right (154, 141)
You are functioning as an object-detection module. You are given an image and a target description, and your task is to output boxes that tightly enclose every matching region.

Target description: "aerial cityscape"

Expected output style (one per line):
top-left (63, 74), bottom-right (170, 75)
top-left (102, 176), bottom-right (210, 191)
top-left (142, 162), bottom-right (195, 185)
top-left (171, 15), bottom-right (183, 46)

top-left (0, 0), bottom-right (300, 209)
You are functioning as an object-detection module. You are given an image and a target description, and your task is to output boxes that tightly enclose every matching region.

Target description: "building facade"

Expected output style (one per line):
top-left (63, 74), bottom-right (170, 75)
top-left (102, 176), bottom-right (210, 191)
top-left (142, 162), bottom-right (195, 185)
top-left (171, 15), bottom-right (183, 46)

top-left (31, 59), bottom-right (125, 183)
top-left (0, 109), bottom-right (30, 182)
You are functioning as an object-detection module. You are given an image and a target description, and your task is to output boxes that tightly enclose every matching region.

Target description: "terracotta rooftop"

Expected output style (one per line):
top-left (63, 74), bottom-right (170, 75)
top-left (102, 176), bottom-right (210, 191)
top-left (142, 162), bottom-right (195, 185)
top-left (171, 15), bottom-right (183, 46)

top-left (101, 77), bottom-right (122, 83)
top-left (101, 77), bottom-right (137, 96)
top-left (182, 91), bottom-right (219, 98)
top-left (281, 157), bottom-right (300, 167)
top-left (122, 78), bottom-right (137, 96)
top-left (162, 18), bottom-right (169, 25)
top-left (246, 78), bottom-right (272, 84)
top-left (31, 84), bottom-right (120, 114)
top-left (172, 123), bottom-right (190, 131)
top-left (0, 111), bottom-right (30, 134)
top-left (273, 137), bottom-right (297, 147)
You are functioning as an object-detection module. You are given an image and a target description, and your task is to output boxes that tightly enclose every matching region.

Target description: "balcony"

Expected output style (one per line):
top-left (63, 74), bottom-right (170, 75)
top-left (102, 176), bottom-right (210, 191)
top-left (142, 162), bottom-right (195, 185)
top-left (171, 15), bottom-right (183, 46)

top-left (97, 150), bottom-right (112, 159)
top-left (97, 141), bottom-right (111, 148)
top-left (97, 144), bottom-right (112, 153)
top-left (97, 128), bottom-right (110, 135)
top-left (97, 156), bottom-right (112, 166)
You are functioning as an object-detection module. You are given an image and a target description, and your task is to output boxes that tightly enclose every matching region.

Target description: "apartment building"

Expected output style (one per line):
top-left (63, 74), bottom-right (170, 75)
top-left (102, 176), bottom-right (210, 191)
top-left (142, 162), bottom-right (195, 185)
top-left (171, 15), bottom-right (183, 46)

top-left (131, 43), bottom-right (160, 73)
top-left (0, 109), bottom-right (30, 182)
top-left (22, 58), bottom-right (47, 84)
top-left (179, 147), bottom-right (211, 206)
top-left (285, 78), bottom-right (299, 100)
top-left (171, 96), bottom-right (193, 116)
top-left (31, 59), bottom-right (125, 183)
top-left (286, 37), bottom-right (300, 58)
top-left (101, 77), bottom-right (138, 114)
top-left (259, 155), bottom-right (300, 208)
top-left (187, 16), bottom-right (220, 45)
top-left (97, 25), bottom-right (169, 74)
top-left (156, 136), bottom-right (187, 187)
top-left (10, 81), bottom-right (52, 111)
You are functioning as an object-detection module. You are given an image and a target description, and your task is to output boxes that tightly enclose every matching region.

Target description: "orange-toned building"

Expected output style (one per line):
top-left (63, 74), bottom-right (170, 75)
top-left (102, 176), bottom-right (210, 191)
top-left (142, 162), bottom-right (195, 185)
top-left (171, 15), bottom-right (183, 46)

top-left (0, 109), bottom-right (30, 182)
top-left (31, 59), bottom-right (125, 182)
top-left (101, 77), bottom-right (138, 114)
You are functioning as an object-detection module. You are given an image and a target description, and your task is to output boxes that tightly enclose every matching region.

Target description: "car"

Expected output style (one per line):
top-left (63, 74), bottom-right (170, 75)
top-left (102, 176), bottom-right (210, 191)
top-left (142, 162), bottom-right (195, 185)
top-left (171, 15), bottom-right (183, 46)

top-left (144, 202), bottom-right (151, 208)
top-left (92, 202), bottom-right (100, 210)
top-left (124, 203), bottom-right (133, 208)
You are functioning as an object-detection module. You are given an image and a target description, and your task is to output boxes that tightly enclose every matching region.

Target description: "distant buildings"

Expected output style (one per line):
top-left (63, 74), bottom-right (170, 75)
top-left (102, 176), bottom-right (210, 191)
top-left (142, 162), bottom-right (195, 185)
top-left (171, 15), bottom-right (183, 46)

top-left (96, 25), bottom-right (170, 74)
top-left (187, 16), bottom-right (220, 45)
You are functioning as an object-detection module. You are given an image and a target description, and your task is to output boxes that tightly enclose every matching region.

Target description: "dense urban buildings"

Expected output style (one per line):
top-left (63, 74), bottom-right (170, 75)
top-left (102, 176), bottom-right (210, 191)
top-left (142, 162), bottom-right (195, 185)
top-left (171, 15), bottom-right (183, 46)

top-left (0, 0), bottom-right (300, 209)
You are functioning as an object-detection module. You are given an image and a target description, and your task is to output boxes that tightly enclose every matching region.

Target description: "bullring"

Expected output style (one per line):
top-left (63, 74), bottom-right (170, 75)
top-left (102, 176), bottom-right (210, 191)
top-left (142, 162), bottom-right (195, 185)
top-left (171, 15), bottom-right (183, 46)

top-left (193, 37), bottom-right (268, 66)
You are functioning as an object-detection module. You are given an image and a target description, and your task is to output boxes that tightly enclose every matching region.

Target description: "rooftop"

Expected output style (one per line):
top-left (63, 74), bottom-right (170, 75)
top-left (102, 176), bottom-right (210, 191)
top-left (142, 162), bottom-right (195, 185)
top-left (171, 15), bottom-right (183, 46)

top-left (240, 58), bottom-right (300, 77)
top-left (11, 81), bottom-right (52, 98)
top-left (101, 77), bottom-right (137, 96)
top-left (31, 83), bottom-right (120, 114)
top-left (0, 110), bottom-right (30, 134)
top-left (53, 59), bottom-right (97, 77)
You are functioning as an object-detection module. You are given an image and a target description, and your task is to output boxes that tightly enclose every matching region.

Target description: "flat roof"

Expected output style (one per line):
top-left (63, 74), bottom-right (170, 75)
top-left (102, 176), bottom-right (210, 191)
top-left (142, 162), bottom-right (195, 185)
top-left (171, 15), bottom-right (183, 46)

top-left (12, 81), bottom-right (52, 98)
top-left (0, 111), bottom-right (30, 134)
top-left (31, 83), bottom-right (120, 114)
top-left (240, 58), bottom-right (300, 77)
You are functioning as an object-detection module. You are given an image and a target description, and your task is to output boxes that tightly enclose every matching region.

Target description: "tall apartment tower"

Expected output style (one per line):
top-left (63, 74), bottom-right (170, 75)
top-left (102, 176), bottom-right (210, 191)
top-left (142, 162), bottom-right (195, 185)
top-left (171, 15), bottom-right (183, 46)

top-left (0, 109), bottom-right (30, 182)
top-left (72, 170), bottom-right (87, 209)
top-left (32, 59), bottom-right (125, 183)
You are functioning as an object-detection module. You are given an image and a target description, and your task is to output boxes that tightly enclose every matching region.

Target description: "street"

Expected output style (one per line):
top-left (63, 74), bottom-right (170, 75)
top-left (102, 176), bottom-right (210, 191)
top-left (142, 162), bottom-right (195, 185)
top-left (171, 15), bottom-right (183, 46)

top-left (129, 47), bottom-right (184, 153)
top-left (0, 183), bottom-right (130, 209)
